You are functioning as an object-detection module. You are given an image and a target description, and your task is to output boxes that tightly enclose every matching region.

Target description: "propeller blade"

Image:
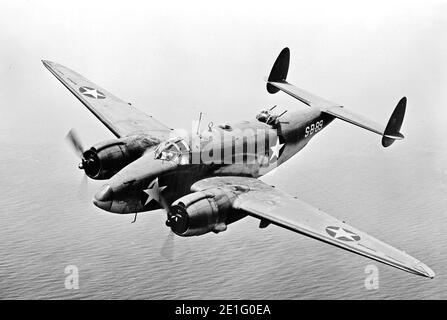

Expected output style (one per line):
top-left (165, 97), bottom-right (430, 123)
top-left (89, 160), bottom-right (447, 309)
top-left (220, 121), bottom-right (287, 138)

top-left (158, 193), bottom-right (175, 260)
top-left (65, 129), bottom-right (84, 158)
top-left (77, 173), bottom-right (88, 199)
top-left (159, 193), bottom-right (170, 212)
top-left (160, 230), bottom-right (175, 261)
top-left (159, 193), bottom-right (174, 225)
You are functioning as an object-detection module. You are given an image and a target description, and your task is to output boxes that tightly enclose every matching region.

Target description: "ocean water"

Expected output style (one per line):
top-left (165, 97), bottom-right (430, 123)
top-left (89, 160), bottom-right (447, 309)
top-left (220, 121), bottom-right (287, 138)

top-left (0, 119), bottom-right (446, 300)
top-left (0, 0), bottom-right (446, 301)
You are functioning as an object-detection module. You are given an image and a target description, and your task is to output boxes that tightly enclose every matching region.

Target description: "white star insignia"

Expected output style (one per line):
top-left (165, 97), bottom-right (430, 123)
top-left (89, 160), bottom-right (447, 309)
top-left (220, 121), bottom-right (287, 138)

top-left (270, 138), bottom-right (285, 160)
top-left (80, 87), bottom-right (105, 99)
top-left (332, 227), bottom-right (358, 241)
top-left (143, 178), bottom-right (167, 205)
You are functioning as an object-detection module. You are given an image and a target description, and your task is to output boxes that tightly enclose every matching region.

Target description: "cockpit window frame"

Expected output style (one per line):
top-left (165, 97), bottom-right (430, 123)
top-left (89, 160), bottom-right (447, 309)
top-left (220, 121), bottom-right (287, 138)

top-left (154, 138), bottom-right (191, 164)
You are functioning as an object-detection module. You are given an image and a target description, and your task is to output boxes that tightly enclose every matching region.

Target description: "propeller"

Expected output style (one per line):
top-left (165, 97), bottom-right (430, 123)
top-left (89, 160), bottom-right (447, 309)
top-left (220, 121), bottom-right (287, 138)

top-left (160, 230), bottom-right (175, 261)
top-left (77, 172), bottom-right (89, 200)
top-left (65, 129), bottom-right (84, 159)
top-left (65, 128), bottom-right (89, 198)
top-left (159, 194), bottom-right (175, 261)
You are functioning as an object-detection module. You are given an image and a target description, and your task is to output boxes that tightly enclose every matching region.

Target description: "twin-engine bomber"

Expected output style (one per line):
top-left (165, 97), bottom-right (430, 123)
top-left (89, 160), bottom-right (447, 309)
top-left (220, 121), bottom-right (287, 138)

top-left (43, 48), bottom-right (435, 278)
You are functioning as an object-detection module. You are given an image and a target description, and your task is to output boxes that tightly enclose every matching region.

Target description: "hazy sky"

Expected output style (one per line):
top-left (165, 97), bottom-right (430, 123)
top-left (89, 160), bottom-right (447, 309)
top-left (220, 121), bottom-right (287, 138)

top-left (1, 0), bottom-right (446, 150)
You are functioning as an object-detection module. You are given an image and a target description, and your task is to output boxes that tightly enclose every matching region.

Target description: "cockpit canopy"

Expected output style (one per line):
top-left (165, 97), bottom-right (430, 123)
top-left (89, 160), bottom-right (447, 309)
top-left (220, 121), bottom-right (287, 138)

top-left (154, 138), bottom-right (190, 164)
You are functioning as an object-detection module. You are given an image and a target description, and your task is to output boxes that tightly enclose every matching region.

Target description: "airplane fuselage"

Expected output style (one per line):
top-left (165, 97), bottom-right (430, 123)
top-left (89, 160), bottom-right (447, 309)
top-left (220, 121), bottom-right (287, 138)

top-left (94, 107), bottom-right (335, 214)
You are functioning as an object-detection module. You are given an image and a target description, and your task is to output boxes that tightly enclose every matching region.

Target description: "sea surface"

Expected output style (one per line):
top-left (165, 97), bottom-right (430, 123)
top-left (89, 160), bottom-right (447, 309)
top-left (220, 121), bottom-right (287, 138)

top-left (0, 0), bottom-right (446, 301)
top-left (0, 120), bottom-right (446, 300)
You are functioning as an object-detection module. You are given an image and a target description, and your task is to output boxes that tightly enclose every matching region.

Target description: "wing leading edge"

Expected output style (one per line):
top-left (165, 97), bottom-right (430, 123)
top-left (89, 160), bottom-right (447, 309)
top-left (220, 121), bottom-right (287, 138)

top-left (192, 176), bottom-right (435, 278)
top-left (42, 60), bottom-right (172, 139)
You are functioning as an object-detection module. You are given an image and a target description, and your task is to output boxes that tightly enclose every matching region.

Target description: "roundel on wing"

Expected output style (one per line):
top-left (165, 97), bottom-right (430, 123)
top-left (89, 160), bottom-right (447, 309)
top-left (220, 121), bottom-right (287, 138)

top-left (325, 226), bottom-right (361, 242)
top-left (79, 86), bottom-right (106, 99)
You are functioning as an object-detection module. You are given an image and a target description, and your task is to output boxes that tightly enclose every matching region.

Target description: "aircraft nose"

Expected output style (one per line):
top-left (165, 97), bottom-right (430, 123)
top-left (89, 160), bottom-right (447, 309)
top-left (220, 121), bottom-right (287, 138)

top-left (95, 185), bottom-right (113, 201)
top-left (93, 198), bottom-right (112, 211)
top-left (93, 185), bottom-right (114, 211)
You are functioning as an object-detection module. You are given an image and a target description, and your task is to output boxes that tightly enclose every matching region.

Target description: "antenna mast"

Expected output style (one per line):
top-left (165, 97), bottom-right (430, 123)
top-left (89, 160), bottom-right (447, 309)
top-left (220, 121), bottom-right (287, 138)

top-left (196, 112), bottom-right (203, 135)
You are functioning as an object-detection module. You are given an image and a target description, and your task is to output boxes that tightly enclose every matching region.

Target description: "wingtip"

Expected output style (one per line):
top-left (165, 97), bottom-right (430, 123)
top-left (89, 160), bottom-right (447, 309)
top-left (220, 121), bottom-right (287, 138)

top-left (422, 265), bottom-right (436, 279)
top-left (414, 262), bottom-right (435, 279)
top-left (41, 59), bottom-right (54, 67)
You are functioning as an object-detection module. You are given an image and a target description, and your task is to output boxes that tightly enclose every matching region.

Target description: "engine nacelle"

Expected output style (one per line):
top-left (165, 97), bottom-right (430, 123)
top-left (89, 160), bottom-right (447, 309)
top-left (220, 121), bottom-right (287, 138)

top-left (82, 135), bottom-right (159, 179)
top-left (167, 188), bottom-right (239, 236)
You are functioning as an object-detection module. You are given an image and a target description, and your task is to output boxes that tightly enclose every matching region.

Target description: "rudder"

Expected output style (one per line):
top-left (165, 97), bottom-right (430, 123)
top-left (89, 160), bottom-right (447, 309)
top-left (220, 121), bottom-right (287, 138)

top-left (267, 47), bottom-right (290, 94)
top-left (382, 97), bottom-right (406, 147)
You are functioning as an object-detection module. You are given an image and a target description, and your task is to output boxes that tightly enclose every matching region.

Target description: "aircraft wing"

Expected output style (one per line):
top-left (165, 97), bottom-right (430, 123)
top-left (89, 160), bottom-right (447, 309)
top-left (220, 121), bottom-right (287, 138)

top-left (191, 176), bottom-right (435, 278)
top-left (42, 60), bottom-right (172, 139)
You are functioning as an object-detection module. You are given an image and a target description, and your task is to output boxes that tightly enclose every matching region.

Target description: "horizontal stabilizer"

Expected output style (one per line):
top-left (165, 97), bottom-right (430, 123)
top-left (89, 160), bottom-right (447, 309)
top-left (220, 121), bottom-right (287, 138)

top-left (265, 47), bottom-right (406, 147)
top-left (324, 97), bottom-right (406, 147)
top-left (265, 48), bottom-right (342, 108)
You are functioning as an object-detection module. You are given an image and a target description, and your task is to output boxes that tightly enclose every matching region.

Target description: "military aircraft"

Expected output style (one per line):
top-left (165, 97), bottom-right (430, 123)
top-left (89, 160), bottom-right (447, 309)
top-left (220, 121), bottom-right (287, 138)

top-left (42, 48), bottom-right (435, 278)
